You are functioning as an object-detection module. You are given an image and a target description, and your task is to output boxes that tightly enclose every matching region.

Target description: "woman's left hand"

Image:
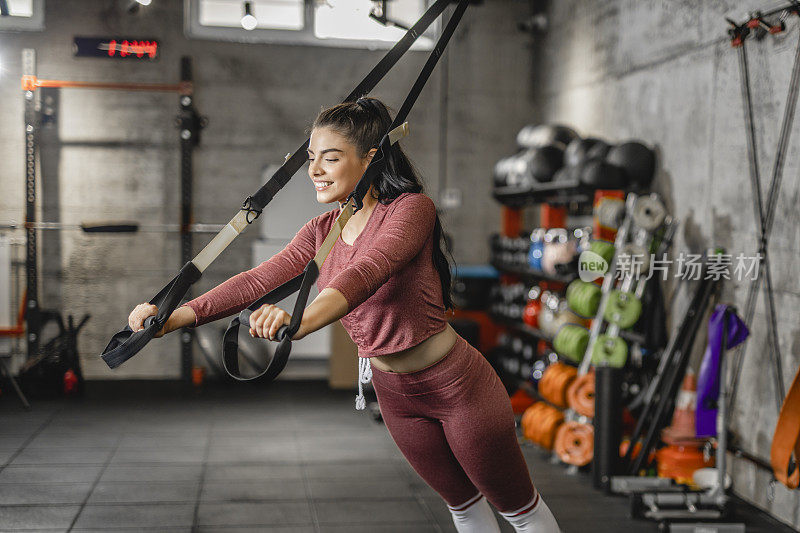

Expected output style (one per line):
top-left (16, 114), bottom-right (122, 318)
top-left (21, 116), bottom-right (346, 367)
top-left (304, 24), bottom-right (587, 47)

top-left (249, 304), bottom-right (296, 340)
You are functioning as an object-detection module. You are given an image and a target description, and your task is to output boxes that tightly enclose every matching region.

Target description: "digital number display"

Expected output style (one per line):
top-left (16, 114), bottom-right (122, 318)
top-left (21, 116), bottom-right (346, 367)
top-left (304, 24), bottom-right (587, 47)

top-left (73, 37), bottom-right (159, 60)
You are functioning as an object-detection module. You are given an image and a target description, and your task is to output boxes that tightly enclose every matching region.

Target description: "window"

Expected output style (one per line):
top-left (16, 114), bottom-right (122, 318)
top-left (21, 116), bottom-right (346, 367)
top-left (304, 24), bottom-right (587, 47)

top-left (199, 0), bottom-right (304, 31)
top-left (184, 0), bottom-right (435, 49)
top-left (0, 0), bottom-right (44, 31)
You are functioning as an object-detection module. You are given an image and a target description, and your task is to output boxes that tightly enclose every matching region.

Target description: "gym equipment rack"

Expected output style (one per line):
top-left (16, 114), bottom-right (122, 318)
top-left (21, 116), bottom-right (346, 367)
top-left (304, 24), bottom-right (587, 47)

top-left (20, 52), bottom-right (204, 381)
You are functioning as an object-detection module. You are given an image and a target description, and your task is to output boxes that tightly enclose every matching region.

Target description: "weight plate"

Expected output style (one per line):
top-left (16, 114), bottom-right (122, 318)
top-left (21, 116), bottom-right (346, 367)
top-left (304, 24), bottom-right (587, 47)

top-left (632, 194), bottom-right (667, 231)
top-left (603, 290), bottom-right (642, 329)
top-left (591, 334), bottom-right (628, 367)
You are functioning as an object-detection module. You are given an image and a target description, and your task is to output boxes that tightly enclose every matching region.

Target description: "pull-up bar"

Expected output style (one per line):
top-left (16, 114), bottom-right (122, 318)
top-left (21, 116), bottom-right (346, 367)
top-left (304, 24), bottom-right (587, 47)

top-left (21, 75), bottom-right (191, 94)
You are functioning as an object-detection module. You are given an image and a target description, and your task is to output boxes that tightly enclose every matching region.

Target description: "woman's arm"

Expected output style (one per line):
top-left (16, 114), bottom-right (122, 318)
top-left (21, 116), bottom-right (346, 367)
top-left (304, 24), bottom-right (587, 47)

top-left (184, 215), bottom-right (321, 326)
top-left (128, 214), bottom-right (324, 334)
top-left (249, 193), bottom-right (436, 340)
top-left (327, 193), bottom-right (436, 311)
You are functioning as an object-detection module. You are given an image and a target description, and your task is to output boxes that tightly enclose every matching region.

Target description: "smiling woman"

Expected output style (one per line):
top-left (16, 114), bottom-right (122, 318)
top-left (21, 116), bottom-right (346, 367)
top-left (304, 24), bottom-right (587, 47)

top-left (306, 128), bottom-right (375, 206)
top-left (128, 97), bottom-right (560, 533)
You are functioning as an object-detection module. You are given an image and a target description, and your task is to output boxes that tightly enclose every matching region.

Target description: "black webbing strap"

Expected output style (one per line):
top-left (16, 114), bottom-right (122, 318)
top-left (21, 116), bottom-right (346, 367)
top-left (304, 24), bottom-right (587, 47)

top-left (348, 0), bottom-right (468, 211)
top-left (102, 261), bottom-right (201, 369)
top-left (247, 0), bottom-right (454, 215)
top-left (222, 1), bottom-right (469, 383)
top-left (99, 0), bottom-right (458, 370)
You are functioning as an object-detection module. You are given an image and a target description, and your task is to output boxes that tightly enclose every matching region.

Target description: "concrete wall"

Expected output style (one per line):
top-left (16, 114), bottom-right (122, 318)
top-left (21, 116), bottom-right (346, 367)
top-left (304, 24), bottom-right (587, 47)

top-left (530, 0), bottom-right (800, 527)
top-left (0, 1), bottom-right (537, 379)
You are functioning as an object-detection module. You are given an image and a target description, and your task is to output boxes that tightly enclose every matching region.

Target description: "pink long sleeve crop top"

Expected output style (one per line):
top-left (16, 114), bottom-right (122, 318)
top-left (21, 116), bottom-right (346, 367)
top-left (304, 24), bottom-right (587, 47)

top-left (185, 192), bottom-right (448, 357)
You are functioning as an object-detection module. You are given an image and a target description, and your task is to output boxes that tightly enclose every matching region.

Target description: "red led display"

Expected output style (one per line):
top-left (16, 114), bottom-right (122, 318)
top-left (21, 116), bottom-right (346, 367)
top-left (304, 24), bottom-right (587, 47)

top-left (73, 37), bottom-right (159, 60)
top-left (106, 40), bottom-right (158, 58)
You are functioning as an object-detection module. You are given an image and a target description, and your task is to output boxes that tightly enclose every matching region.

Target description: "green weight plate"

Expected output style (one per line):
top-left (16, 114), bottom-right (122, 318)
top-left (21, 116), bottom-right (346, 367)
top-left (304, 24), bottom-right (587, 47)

top-left (591, 334), bottom-right (628, 367)
top-left (567, 281), bottom-right (601, 317)
top-left (590, 240), bottom-right (615, 265)
top-left (553, 324), bottom-right (589, 362)
top-left (604, 290), bottom-right (642, 328)
top-left (566, 280), bottom-right (583, 304)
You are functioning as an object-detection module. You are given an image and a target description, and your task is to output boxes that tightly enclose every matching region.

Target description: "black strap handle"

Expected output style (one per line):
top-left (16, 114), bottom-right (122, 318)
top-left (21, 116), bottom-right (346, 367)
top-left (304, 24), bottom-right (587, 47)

top-left (222, 261), bottom-right (320, 382)
top-left (100, 262), bottom-right (202, 369)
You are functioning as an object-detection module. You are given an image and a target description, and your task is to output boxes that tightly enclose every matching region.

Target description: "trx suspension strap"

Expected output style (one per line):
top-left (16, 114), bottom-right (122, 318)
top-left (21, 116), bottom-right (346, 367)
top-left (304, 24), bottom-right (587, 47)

top-left (100, 0), bottom-right (465, 369)
top-left (222, 1), bottom-right (469, 383)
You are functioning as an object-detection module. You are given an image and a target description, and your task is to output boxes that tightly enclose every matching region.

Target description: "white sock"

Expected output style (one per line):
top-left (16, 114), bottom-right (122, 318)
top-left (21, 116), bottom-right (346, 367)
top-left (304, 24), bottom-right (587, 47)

top-left (499, 493), bottom-right (560, 533)
top-left (447, 493), bottom-right (501, 533)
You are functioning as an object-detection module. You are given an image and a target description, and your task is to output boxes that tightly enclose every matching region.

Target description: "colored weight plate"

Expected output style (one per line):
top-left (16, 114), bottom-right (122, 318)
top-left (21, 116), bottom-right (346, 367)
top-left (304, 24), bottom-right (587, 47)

top-left (554, 421), bottom-right (594, 466)
top-left (632, 194), bottom-right (667, 231)
top-left (594, 197), bottom-right (625, 230)
top-left (589, 239), bottom-right (616, 264)
top-left (566, 281), bottom-right (601, 318)
top-left (565, 280), bottom-right (583, 304)
top-left (553, 324), bottom-right (590, 362)
top-left (603, 290), bottom-right (642, 329)
top-left (591, 334), bottom-right (628, 367)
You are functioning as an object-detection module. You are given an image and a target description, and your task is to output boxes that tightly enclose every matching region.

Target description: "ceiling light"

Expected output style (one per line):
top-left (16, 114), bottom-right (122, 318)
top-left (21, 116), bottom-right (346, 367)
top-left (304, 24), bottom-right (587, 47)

top-left (241, 1), bottom-right (257, 31)
top-left (136, 0), bottom-right (152, 5)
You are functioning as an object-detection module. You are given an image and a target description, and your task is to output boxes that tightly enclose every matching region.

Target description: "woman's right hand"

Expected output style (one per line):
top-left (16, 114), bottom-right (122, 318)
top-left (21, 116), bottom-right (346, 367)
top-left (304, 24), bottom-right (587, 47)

top-left (128, 303), bottom-right (161, 336)
top-left (128, 304), bottom-right (197, 338)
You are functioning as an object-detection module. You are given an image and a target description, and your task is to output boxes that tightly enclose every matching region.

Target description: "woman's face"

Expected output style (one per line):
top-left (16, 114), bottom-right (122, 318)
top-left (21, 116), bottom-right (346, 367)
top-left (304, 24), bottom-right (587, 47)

top-left (308, 126), bottom-right (374, 204)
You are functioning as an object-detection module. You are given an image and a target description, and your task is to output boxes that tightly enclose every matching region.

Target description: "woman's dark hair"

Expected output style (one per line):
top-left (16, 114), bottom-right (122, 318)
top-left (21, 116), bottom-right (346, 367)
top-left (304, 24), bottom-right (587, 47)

top-left (312, 97), bottom-right (453, 309)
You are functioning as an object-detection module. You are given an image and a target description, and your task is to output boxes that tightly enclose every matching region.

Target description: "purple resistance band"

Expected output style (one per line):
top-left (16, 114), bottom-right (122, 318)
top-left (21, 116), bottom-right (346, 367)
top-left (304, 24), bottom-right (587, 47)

top-left (696, 305), bottom-right (750, 438)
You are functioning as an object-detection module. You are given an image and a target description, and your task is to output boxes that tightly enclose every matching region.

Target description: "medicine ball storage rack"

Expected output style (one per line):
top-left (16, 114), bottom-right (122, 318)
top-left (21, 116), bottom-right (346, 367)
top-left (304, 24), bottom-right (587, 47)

top-left (488, 123), bottom-right (663, 395)
top-left (492, 124), bottom-right (657, 207)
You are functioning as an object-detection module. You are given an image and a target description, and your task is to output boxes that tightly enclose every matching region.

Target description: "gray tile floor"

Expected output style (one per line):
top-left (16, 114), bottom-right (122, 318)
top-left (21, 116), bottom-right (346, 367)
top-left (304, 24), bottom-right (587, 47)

top-left (0, 381), bottom-right (793, 532)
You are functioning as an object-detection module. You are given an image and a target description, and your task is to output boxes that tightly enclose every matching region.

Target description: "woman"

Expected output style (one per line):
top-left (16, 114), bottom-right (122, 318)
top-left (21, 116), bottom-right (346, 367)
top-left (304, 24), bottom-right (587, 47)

top-left (128, 97), bottom-right (560, 533)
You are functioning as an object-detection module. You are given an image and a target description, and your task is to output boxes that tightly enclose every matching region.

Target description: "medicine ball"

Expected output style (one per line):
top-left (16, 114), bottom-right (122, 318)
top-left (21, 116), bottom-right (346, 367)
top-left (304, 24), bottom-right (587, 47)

top-left (529, 145), bottom-right (565, 182)
top-left (517, 124), bottom-right (579, 150)
top-left (553, 165), bottom-right (580, 184)
top-left (579, 159), bottom-right (627, 189)
top-left (606, 141), bottom-right (656, 189)
top-left (493, 154), bottom-right (519, 187)
top-left (564, 138), bottom-right (608, 167)
top-left (586, 140), bottom-right (612, 161)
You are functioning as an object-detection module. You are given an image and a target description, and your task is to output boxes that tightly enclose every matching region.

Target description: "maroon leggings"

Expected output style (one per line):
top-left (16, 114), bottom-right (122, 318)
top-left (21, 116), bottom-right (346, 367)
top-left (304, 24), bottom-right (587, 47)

top-left (369, 334), bottom-right (536, 512)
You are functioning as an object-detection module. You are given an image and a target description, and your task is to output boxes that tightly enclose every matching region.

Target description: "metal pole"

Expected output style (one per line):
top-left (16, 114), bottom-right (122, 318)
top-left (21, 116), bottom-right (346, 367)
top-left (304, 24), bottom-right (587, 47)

top-left (22, 49), bottom-right (39, 360)
top-left (178, 56), bottom-right (197, 383)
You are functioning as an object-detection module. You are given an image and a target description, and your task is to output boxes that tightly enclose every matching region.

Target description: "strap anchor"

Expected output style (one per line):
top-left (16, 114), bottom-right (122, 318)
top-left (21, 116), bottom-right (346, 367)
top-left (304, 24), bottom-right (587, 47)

top-left (242, 196), bottom-right (263, 224)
